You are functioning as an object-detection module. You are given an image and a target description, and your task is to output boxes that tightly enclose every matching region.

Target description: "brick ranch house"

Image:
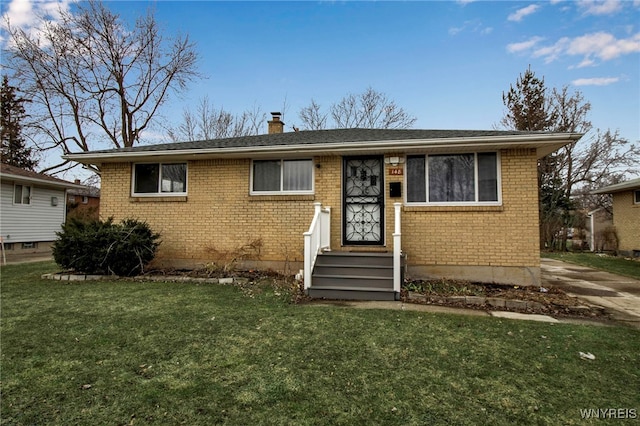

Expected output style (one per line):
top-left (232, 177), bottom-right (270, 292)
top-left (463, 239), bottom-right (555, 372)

top-left (592, 177), bottom-right (640, 257)
top-left (65, 113), bottom-right (582, 300)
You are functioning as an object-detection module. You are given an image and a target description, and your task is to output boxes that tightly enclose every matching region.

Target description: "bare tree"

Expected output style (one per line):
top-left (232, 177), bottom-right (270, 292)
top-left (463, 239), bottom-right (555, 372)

top-left (167, 97), bottom-right (267, 142)
top-left (500, 67), bottom-right (640, 250)
top-left (298, 87), bottom-right (416, 130)
top-left (4, 0), bottom-right (200, 173)
top-left (298, 99), bottom-right (327, 130)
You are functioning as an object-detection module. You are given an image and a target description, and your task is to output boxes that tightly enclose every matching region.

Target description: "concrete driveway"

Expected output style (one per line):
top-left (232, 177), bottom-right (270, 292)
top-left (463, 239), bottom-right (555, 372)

top-left (541, 257), bottom-right (640, 329)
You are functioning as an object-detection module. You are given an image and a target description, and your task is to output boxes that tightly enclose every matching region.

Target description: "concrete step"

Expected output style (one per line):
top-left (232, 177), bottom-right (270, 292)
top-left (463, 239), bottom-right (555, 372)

top-left (313, 264), bottom-right (393, 278)
top-left (312, 274), bottom-right (393, 290)
top-left (308, 287), bottom-right (398, 301)
top-left (315, 252), bottom-right (393, 267)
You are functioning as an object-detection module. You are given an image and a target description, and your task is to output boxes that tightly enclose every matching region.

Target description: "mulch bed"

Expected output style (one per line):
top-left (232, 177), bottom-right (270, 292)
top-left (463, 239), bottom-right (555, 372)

top-left (401, 279), bottom-right (610, 319)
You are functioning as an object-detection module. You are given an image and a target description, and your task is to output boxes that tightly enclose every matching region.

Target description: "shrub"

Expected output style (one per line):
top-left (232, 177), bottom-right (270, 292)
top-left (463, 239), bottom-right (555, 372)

top-left (53, 217), bottom-right (161, 276)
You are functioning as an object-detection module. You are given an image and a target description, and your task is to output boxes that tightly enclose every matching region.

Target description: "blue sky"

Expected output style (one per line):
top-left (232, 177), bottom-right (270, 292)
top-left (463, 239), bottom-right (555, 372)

top-left (2, 0), bottom-right (640, 149)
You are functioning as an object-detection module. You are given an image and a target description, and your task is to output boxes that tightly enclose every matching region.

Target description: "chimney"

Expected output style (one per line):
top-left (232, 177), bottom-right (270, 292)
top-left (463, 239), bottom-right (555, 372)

top-left (268, 111), bottom-right (284, 134)
top-left (74, 179), bottom-right (81, 185)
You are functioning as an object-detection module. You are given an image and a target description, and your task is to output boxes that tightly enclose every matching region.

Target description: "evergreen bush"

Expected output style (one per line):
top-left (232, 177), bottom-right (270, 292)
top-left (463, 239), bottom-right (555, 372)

top-left (53, 218), bottom-right (161, 276)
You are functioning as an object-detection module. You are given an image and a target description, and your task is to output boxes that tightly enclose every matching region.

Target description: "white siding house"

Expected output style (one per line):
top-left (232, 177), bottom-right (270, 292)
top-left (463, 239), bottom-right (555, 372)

top-left (0, 164), bottom-right (80, 259)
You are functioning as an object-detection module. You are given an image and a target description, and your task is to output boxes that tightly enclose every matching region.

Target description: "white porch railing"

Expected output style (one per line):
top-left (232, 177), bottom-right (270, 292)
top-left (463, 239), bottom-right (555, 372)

top-left (303, 202), bottom-right (331, 291)
top-left (393, 202), bottom-right (402, 294)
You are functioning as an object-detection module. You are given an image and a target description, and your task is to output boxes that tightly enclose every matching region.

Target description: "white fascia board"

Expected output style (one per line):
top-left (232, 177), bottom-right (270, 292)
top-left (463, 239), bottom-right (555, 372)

top-left (592, 178), bottom-right (640, 194)
top-left (63, 133), bottom-right (583, 165)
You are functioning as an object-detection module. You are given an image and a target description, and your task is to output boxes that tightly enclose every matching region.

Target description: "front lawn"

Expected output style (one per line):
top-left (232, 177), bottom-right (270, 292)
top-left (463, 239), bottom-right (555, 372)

top-left (543, 252), bottom-right (640, 280)
top-left (2, 262), bottom-right (639, 425)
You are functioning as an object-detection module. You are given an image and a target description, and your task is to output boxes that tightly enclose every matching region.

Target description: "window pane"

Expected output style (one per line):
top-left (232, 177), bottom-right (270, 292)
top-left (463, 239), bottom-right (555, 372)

top-left (134, 164), bottom-right (159, 193)
top-left (253, 160), bottom-right (281, 191)
top-left (161, 164), bottom-right (187, 193)
top-left (283, 160), bottom-right (312, 191)
top-left (22, 186), bottom-right (31, 204)
top-left (478, 153), bottom-right (498, 201)
top-left (635, 190), bottom-right (640, 204)
top-left (407, 156), bottom-right (426, 202)
top-left (428, 154), bottom-right (474, 202)
top-left (14, 185), bottom-right (22, 204)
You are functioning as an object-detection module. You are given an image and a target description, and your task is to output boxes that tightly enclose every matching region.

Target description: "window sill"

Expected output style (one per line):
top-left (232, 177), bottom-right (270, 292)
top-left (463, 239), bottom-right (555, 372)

top-left (404, 205), bottom-right (503, 212)
top-left (249, 194), bottom-right (315, 202)
top-left (130, 196), bottom-right (188, 203)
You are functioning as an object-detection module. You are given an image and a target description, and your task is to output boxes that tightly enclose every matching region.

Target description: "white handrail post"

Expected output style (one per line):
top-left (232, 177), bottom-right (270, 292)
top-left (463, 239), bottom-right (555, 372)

top-left (314, 202), bottom-right (322, 254)
top-left (303, 230), bottom-right (312, 290)
top-left (321, 206), bottom-right (331, 251)
top-left (393, 202), bottom-right (402, 295)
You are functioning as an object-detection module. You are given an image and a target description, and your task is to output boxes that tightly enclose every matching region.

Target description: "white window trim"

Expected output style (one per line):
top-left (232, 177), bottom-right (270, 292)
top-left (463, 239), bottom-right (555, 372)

top-left (131, 162), bottom-right (188, 197)
top-left (250, 159), bottom-right (315, 195)
top-left (404, 152), bottom-right (502, 206)
top-left (13, 184), bottom-right (32, 206)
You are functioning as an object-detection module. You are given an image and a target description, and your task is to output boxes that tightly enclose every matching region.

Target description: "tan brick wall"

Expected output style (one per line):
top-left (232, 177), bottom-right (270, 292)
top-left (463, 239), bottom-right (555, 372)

top-left (612, 190), bottom-right (640, 252)
top-left (101, 160), bottom-right (316, 268)
top-left (100, 148), bottom-right (542, 282)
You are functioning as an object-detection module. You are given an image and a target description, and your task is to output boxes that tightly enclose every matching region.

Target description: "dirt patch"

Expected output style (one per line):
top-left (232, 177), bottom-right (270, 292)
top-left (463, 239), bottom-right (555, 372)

top-left (402, 279), bottom-right (609, 319)
top-left (143, 267), bottom-right (284, 281)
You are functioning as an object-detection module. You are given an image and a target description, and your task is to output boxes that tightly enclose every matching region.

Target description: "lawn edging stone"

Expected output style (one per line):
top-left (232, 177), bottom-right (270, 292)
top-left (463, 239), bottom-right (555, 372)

top-left (41, 273), bottom-right (247, 285)
top-left (41, 273), bottom-right (118, 281)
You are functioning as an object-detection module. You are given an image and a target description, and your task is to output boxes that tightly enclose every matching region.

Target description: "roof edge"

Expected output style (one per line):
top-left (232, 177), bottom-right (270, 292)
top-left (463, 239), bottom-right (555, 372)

top-left (64, 132), bottom-right (583, 165)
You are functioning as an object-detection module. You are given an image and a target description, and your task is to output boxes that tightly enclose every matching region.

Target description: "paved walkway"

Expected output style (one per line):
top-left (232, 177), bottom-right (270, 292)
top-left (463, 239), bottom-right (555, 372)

top-left (541, 257), bottom-right (640, 329)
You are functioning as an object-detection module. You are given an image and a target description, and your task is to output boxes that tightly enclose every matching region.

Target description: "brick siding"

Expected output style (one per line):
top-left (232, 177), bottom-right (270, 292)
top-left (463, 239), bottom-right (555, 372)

top-left (612, 190), bottom-right (640, 252)
top-left (100, 148), bottom-right (541, 281)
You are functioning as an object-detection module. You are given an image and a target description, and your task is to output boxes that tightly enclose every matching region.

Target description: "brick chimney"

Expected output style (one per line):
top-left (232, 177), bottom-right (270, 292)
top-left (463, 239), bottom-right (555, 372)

top-left (268, 112), bottom-right (284, 134)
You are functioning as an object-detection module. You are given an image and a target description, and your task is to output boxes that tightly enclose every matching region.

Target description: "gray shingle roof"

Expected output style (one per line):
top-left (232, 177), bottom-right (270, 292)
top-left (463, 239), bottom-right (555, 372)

top-left (76, 128), bottom-right (544, 155)
top-left (0, 163), bottom-right (78, 188)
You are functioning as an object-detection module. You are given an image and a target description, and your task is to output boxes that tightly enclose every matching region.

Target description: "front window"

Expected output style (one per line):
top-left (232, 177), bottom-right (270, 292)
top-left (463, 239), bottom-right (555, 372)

top-left (406, 153), bottom-right (500, 204)
top-left (133, 163), bottom-right (187, 195)
top-left (634, 189), bottom-right (640, 204)
top-left (251, 159), bottom-right (313, 193)
top-left (14, 184), bottom-right (31, 205)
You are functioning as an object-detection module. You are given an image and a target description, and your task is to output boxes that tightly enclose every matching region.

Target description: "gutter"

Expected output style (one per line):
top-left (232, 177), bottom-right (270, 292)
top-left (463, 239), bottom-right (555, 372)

top-left (586, 207), bottom-right (605, 252)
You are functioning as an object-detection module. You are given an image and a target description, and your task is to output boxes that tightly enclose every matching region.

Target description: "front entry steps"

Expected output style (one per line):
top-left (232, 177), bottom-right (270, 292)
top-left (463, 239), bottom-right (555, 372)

top-left (308, 252), bottom-right (398, 301)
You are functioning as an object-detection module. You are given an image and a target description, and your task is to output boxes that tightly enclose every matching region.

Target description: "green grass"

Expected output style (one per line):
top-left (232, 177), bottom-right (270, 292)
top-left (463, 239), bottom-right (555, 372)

top-left (543, 252), bottom-right (640, 279)
top-left (2, 262), bottom-right (639, 425)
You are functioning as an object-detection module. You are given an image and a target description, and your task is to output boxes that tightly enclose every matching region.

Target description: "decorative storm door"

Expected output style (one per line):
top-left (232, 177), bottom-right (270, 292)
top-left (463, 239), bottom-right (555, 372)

top-left (343, 156), bottom-right (384, 245)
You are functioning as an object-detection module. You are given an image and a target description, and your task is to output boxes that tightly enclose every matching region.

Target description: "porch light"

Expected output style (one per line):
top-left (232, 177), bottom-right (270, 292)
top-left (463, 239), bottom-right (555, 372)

top-left (384, 156), bottom-right (405, 166)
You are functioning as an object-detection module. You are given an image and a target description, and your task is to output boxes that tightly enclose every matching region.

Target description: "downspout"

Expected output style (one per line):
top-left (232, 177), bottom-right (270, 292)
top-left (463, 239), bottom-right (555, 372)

top-left (586, 208), bottom-right (604, 252)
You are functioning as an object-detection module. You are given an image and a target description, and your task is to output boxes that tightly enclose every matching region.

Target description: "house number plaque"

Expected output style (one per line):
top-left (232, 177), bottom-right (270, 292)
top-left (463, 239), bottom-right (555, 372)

top-left (389, 168), bottom-right (403, 176)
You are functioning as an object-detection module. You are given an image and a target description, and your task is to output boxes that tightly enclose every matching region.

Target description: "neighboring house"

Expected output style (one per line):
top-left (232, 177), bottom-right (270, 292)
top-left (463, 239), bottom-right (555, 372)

top-left (0, 163), bottom-right (80, 260)
top-left (593, 178), bottom-right (640, 256)
top-left (67, 179), bottom-right (100, 221)
top-left (64, 113), bottom-right (582, 299)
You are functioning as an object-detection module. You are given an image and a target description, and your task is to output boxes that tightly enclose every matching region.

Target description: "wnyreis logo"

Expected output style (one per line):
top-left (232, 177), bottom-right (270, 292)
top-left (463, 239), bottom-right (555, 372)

top-left (580, 408), bottom-right (637, 419)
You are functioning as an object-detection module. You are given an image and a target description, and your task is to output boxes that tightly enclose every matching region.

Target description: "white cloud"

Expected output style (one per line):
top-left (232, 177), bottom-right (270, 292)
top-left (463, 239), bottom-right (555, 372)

top-left (448, 20), bottom-right (492, 36)
top-left (508, 4), bottom-right (541, 22)
top-left (1, 0), bottom-right (72, 46)
top-left (512, 32), bottom-right (640, 66)
top-left (506, 36), bottom-right (544, 53)
top-left (577, 0), bottom-right (623, 16)
top-left (572, 77), bottom-right (620, 86)
top-left (568, 32), bottom-right (640, 61)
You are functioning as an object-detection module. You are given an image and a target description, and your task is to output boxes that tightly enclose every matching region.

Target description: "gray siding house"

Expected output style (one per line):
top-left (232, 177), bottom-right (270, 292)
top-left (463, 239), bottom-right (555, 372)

top-left (0, 164), bottom-right (80, 260)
